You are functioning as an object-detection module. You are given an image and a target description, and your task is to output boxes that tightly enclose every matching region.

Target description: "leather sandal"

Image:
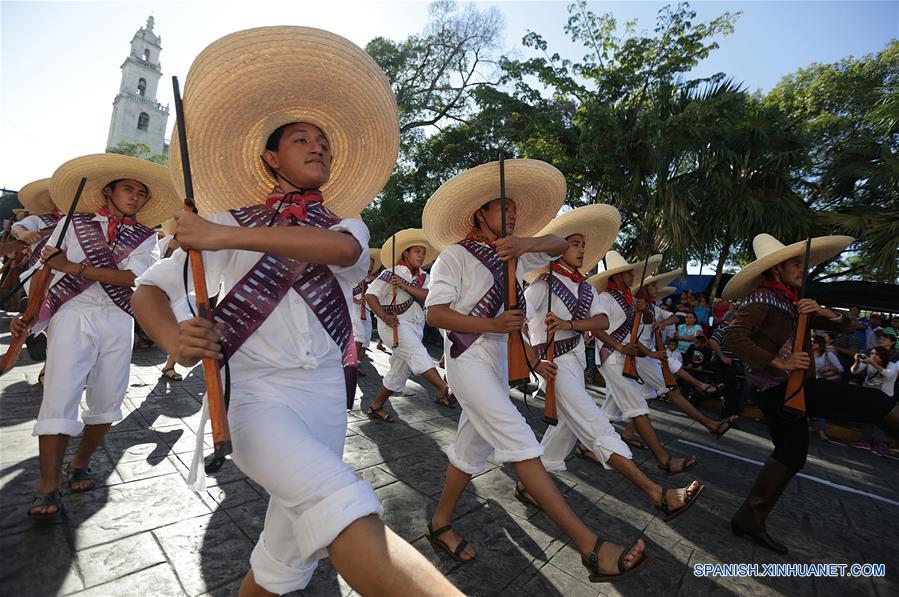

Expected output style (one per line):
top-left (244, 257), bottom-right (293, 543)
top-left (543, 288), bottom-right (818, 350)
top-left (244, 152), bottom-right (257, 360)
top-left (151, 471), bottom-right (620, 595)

top-left (27, 489), bottom-right (63, 520)
top-left (581, 537), bottom-right (651, 583)
top-left (574, 444), bottom-right (602, 465)
top-left (658, 456), bottom-right (697, 476)
top-left (161, 367), bottom-right (182, 381)
top-left (425, 521), bottom-right (474, 563)
top-left (711, 416), bottom-right (739, 440)
top-left (656, 482), bottom-right (704, 522)
top-left (366, 405), bottom-right (394, 423)
top-left (434, 386), bottom-right (455, 408)
top-left (65, 463), bottom-right (97, 493)
top-left (513, 483), bottom-right (542, 510)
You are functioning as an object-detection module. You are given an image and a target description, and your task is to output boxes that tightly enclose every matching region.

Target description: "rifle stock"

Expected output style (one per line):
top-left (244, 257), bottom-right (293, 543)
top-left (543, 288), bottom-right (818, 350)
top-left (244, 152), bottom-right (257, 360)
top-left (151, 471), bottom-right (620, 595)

top-left (783, 238), bottom-right (812, 415)
top-left (656, 328), bottom-right (677, 387)
top-left (0, 177), bottom-right (86, 376)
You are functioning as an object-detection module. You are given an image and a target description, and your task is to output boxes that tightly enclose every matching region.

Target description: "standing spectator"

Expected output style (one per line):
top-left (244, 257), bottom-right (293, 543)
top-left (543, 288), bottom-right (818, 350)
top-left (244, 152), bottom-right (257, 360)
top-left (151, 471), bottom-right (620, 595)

top-left (676, 312), bottom-right (704, 353)
top-left (875, 330), bottom-right (899, 363)
top-left (865, 314), bottom-right (885, 350)
top-left (809, 335), bottom-right (843, 441)
top-left (832, 327), bottom-right (862, 381)
top-left (711, 297), bottom-right (731, 327)
top-left (709, 312), bottom-right (745, 418)
top-left (694, 295), bottom-right (711, 332)
top-left (848, 306), bottom-right (868, 351)
top-left (850, 347), bottom-right (899, 457)
top-left (883, 316), bottom-right (899, 350)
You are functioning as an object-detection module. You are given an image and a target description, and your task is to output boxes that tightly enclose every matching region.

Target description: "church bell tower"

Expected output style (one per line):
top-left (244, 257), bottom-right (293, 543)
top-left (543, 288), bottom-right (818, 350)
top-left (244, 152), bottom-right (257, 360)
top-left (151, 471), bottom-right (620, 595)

top-left (106, 16), bottom-right (169, 155)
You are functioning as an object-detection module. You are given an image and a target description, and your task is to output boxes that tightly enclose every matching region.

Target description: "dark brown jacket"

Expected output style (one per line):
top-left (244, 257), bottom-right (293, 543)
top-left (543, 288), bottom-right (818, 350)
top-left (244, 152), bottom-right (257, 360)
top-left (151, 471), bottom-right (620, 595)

top-left (725, 288), bottom-right (851, 379)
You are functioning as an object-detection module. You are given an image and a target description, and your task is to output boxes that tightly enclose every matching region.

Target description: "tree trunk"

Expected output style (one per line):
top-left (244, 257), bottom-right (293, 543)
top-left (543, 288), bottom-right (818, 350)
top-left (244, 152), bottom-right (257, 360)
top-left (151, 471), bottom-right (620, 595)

top-left (710, 229), bottom-right (733, 298)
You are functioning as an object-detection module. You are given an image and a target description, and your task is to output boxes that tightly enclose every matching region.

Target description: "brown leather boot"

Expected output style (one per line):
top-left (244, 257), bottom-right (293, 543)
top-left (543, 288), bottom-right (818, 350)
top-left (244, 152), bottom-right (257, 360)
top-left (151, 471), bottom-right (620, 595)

top-left (731, 459), bottom-right (795, 554)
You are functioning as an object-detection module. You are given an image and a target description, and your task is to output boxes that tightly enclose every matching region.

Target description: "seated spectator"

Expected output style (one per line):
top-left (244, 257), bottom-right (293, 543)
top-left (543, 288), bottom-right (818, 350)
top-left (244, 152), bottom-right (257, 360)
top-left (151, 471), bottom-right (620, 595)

top-left (676, 312), bottom-right (704, 353)
top-left (810, 334), bottom-right (844, 441)
top-left (665, 337), bottom-right (717, 397)
top-left (709, 311), bottom-right (745, 418)
top-left (850, 346), bottom-right (899, 457)
top-left (694, 294), bottom-right (711, 333)
top-left (711, 297), bottom-right (731, 327)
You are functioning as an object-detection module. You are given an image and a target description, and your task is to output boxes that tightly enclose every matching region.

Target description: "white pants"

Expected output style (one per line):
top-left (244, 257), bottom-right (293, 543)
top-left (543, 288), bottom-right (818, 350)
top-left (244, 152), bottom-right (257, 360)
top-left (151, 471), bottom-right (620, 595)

top-left (540, 353), bottom-right (632, 471)
top-left (229, 367), bottom-right (382, 594)
top-left (377, 319), bottom-right (434, 393)
top-left (351, 305), bottom-right (372, 344)
top-left (599, 352), bottom-right (651, 422)
top-left (445, 338), bottom-right (543, 475)
top-left (637, 356), bottom-right (671, 400)
top-left (33, 303), bottom-right (133, 436)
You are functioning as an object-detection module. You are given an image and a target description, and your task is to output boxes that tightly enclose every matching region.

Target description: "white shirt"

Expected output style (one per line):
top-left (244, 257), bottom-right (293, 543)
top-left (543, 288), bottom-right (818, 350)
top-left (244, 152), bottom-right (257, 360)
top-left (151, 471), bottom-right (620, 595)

top-left (850, 361), bottom-right (898, 397)
top-left (525, 272), bottom-right (600, 369)
top-left (158, 235), bottom-right (175, 258)
top-left (135, 210), bottom-right (369, 382)
top-left (426, 242), bottom-right (553, 347)
top-left (813, 351), bottom-right (843, 378)
top-left (12, 214), bottom-right (54, 234)
top-left (366, 264), bottom-right (429, 325)
top-left (28, 214), bottom-right (159, 314)
top-left (596, 291), bottom-right (636, 345)
top-left (635, 304), bottom-right (673, 349)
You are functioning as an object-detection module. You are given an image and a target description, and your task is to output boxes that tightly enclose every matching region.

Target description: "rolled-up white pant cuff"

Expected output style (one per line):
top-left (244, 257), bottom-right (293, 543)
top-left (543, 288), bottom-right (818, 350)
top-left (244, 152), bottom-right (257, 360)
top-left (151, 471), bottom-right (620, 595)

top-left (82, 408), bottom-right (124, 426)
top-left (590, 437), bottom-right (632, 470)
top-left (292, 479), bottom-right (383, 563)
top-left (541, 457), bottom-right (568, 473)
top-left (33, 418), bottom-right (83, 437)
top-left (250, 535), bottom-right (319, 594)
top-left (494, 445), bottom-right (544, 464)
top-left (446, 443), bottom-right (487, 476)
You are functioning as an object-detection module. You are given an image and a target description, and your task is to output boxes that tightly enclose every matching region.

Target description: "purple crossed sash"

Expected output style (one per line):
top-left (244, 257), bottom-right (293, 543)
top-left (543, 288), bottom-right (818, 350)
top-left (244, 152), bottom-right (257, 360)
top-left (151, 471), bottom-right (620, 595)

top-left (377, 268), bottom-right (425, 315)
top-left (27, 214), bottom-right (63, 268)
top-left (38, 214), bottom-right (153, 323)
top-left (597, 289), bottom-right (635, 366)
top-left (532, 274), bottom-right (594, 359)
top-left (211, 203), bottom-right (358, 408)
top-left (447, 240), bottom-right (525, 358)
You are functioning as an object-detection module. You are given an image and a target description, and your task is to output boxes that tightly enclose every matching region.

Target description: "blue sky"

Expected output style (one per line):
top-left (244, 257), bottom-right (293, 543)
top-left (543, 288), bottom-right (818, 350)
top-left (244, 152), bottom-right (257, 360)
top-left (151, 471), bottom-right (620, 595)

top-left (1, 0), bottom-right (896, 191)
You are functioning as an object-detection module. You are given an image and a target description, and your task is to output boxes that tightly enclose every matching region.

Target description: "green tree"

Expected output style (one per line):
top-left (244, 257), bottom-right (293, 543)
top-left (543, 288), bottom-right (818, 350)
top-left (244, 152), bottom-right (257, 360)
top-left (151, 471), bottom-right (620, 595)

top-left (106, 140), bottom-right (168, 165)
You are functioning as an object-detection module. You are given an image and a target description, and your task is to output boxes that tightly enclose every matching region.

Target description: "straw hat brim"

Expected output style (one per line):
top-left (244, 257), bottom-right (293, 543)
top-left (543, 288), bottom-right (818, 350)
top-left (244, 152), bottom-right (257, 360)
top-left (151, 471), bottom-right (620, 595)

top-left (369, 248), bottom-right (382, 272)
top-left (588, 254), bottom-right (663, 293)
top-left (160, 217), bottom-right (177, 238)
top-left (380, 229), bottom-right (437, 271)
top-left (656, 286), bottom-right (677, 300)
top-left (51, 154), bottom-right (181, 228)
top-left (18, 178), bottom-right (56, 214)
top-left (632, 268), bottom-right (683, 294)
top-left (722, 235), bottom-right (854, 300)
top-left (524, 204), bottom-right (621, 283)
top-left (422, 159), bottom-right (566, 252)
top-left (169, 26), bottom-right (399, 219)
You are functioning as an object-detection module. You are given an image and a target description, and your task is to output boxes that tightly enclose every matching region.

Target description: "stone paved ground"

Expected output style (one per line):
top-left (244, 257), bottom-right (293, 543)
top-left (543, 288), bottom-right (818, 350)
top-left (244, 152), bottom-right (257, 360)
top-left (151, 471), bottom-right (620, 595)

top-left (1, 315), bottom-right (897, 596)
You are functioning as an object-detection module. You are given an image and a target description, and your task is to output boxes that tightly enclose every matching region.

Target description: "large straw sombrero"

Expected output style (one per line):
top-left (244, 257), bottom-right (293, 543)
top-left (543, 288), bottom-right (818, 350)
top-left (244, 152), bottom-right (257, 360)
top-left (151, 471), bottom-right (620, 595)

top-left (656, 286), bottom-right (677, 300)
top-left (369, 248), bottom-right (382, 272)
top-left (588, 251), bottom-right (663, 293)
top-left (722, 233), bottom-right (854, 300)
top-left (18, 178), bottom-right (56, 214)
top-left (380, 229), bottom-right (437, 271)
top-left (160, 218), bottom-right (177, 238)
top-left (524, 204), bottom-right (621, 283)
top-left (422, 159), bottom-right (565, 252)
top-left (12, 208), bottom-right (29, 220)
top-left (632, 268), bottom-right (683, 294)
top-left (51, 154), bottom-right (181, 228)
top-left (169, 26), bottom-right (399, 219)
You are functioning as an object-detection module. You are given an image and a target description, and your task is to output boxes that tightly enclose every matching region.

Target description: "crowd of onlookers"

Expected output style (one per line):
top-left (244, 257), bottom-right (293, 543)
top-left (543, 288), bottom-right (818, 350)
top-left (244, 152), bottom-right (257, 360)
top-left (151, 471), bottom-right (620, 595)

top-left (653, 290), bottom-right (898, 457)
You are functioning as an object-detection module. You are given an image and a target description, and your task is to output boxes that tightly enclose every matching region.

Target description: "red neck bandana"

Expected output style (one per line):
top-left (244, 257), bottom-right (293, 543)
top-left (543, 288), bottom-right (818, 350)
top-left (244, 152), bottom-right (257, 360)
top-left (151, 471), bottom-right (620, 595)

top-left (464, 226), bottom-right (493, 244)
top-left (98, 208), bottom-right (137, 243)
top-left (265, 186), bottom-right (324, 222)
top-left (552, 262), bottom-right (585, 283)
top-left (398, 260), bottom-right (425, 286)
top-left (51, 209), bottom-right (64, 218)
top-left (760, 279), bottom-right (799, 303)
top-left (607, 279), bottom-right (634, 305)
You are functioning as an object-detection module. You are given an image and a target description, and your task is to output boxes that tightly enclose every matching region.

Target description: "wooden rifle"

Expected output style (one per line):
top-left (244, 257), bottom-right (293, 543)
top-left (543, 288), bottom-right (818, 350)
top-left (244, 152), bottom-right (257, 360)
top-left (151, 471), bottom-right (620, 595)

top-left (391, 235), bottom-right (398, 348)
top-left (172, 76), bottom-right (232, 472)
top-left (783, 238), bottom-right (812, 414)
top-left (500, 155), bottom-right (530, 386)
top-left (622, 254), bottom-right (651, 382)
top-left (543, 262), bottom-right (558, 424)
top-left (656, 326), bottom-right (678, 388)
top-left (0, 178), bottom-right (86, 375)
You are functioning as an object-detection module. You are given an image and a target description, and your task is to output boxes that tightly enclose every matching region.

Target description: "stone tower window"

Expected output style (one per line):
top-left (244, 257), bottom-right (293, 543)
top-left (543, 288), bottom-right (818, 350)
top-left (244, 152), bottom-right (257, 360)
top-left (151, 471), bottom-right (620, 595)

top-left (137, 78), bottom-right (147, 96)
top-left (137, 113), bottom-right (150, 131)
top-left (144, 48), bottom-right (151, 61)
